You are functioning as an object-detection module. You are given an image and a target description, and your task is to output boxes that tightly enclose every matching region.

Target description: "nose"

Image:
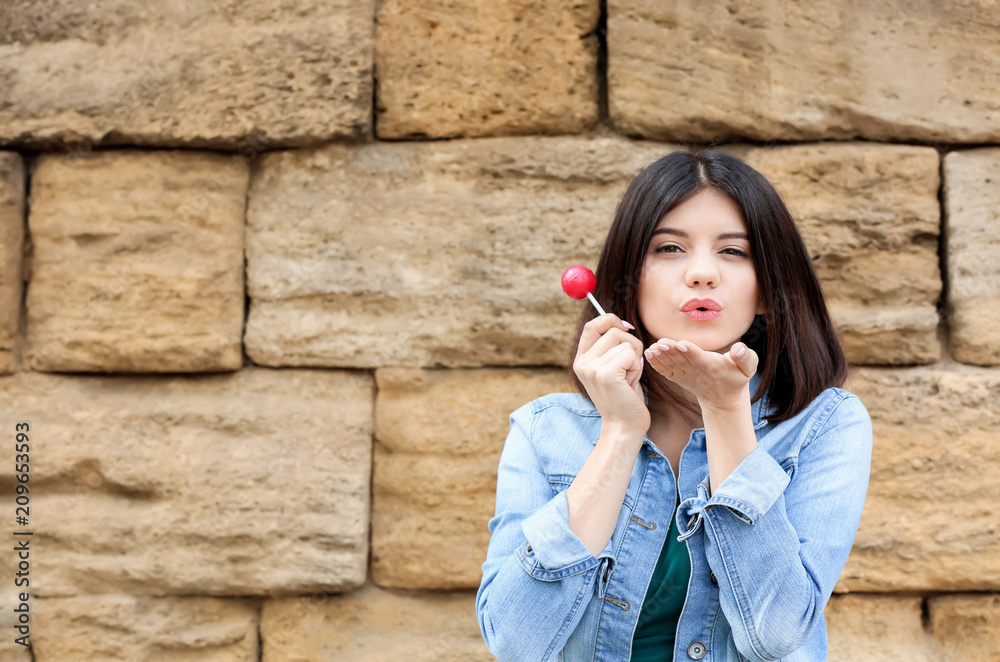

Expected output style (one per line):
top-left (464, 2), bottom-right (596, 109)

top-left (685, 249), bottom-right (719, 288)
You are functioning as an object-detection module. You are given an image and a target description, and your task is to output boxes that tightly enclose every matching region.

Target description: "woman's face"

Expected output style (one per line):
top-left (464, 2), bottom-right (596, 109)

top-left (637, 188), bottom-right (765, 354)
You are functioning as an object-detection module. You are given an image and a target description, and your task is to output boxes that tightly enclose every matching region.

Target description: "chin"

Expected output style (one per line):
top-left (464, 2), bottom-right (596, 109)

top-left (698, 338), bottom-right (741, 354)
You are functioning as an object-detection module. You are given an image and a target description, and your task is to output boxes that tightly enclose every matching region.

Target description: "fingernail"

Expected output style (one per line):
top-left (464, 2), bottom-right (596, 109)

top-left (736, 346), bottom-right (747, 358)
top-left (621, 320), bottom-right (635, 330)
top-left (676, 343), bottom-right (688, 352)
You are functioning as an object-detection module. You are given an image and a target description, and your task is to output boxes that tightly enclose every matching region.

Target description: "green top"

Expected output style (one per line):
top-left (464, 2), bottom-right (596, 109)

top-left (630, 490), bottom-right (691, 661)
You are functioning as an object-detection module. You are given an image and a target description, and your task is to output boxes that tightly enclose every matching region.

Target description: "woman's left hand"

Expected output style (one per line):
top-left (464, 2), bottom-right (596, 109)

top-left (643, 339), bottom-right (758, 410)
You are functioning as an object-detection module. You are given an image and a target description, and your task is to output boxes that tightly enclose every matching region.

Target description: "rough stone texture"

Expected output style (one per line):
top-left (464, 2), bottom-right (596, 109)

top-left (33, 595), bottom-right (258, 661)
top-left (246, 135), bottom-right (940, 368)
top-left (0, 1), bottom-right (374, 149)
top-left (825, 594), bottom-right (942, 661)
top-left (0, 152), bottom-right (24, 374)
top-left (245, 134), bottom-right (665, 368)
top-left (827, 593), bottom-right (1000, 661)
top-left (372, 367), bottom-right (569, 589)
top-left (838, 366), bottom-right (1000, 592)
top-left (0, 368), bottom-right (373, 597)
top-left (25, 150), bottom-right (247, 373)
top-left (726, 142), bottom-right (942, 366)
top-left (608, 0), bottom-right (1000, 143)
top-left (262, 582), bottom-right (494, 661)
top-left (0, 639), bottom-right (31, 662)
top-left (375, 0), bottom-right (600, 139)
top-left (927, 593), bottom-right (1000, 660)
top-left (943, 149), bottom-right (1000, 366)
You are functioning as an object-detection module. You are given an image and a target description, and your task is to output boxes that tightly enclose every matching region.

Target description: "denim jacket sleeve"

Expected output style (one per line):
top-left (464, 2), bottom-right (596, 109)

top-left (678, 393), bottom-right (873, 661)
top-left (476, 401), bottom-right (612, 662)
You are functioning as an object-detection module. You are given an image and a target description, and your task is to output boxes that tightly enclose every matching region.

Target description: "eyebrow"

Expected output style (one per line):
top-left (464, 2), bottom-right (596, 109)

top-left (651, 228), bottom-right (749, 240)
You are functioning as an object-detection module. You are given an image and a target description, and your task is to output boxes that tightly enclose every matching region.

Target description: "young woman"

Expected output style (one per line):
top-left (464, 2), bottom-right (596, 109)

top-left (475, 149), bottom-right (873, 662)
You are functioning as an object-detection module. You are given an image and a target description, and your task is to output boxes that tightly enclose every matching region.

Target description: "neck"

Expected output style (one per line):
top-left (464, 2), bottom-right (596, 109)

top-left (647, 381), bottom-right (703, 431)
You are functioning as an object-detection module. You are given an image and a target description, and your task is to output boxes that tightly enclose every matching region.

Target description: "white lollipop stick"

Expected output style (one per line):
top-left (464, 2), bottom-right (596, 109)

top-left (586, 292), bottom-right (607, 316)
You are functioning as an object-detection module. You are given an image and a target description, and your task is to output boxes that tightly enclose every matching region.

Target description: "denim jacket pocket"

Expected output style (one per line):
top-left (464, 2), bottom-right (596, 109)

top-left (547, 473), bottom-right (575, 493)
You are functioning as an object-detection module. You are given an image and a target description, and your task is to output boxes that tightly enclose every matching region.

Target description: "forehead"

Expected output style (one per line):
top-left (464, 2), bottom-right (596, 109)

top-left (655, 189), bottom-right (747, 232)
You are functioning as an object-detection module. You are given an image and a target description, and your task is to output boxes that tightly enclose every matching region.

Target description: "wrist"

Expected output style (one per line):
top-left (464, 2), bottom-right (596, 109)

top-left (700, 392), bottom-right (752, 416)
top-left (600, 421), bottom-right (645, 445)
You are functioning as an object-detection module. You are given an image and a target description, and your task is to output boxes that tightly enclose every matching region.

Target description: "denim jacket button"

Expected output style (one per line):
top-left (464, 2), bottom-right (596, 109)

top-left (709, 571), bottom-right (717, 585)
top-left (687, 641), bottom-right (707, 659)
top-left (525, 544), bottom-right (532, 555)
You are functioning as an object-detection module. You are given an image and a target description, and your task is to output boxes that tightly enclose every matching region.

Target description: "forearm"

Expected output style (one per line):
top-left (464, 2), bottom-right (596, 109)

top-left (700, 494), bottom-right (819, 660)
top-left (565, 424), bottom-right (643, 558)
top-left (685, 396), bottom-right (872, 659)
top-left (479, 551), bottom-right (603, 661)
top-left (701, 384), bottom-right (758, 498)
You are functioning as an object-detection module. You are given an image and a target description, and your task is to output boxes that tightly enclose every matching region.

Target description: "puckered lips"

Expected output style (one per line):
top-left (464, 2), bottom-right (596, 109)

top-left (681, 298), bottom-right (722, 312)
top-left (681, 298), bottom-right (722, 321)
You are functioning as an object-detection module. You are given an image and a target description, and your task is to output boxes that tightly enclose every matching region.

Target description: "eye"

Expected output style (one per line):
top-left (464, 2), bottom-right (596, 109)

top-left (722, 248), bottom-right (750, 257)
top-left (654, 245), bottom-right (750, 258)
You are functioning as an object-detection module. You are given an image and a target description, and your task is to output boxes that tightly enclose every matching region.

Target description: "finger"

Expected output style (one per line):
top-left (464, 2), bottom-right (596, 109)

top-left (644, 342), bottom-right (670, 365)
top-left (585, 326), bottom-right (640, 363)
top-left (597, 342), bottom-right (639, 381)
top-left (618, 338), bottom-right (643, 374)
top-left (644, 345), bottom-right (678, 377)
top-left (672, 341), bottom-right (719, 393)
top-left (729, 342), bottom-right (756, 378)
top-left (577, 332), bottom-right (617, 378)
top-left (648, 356), bottom-right (678, 383)
top-left (665, 339), bottom-right (698, 369)
top-left (649, 341), bottom-right (687, 375)
top-left (578, 313), bottom-right (636, 356)
top-left (626, 351), bottom-right (644, 389)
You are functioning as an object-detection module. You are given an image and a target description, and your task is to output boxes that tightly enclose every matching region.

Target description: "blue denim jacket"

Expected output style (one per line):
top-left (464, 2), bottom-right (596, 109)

top-left (476, 370), bottom-right (873, 661)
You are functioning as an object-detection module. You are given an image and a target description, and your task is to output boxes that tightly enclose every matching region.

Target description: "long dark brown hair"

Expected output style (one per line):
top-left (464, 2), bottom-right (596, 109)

top-left (565, 148), bottom-right (848, 426)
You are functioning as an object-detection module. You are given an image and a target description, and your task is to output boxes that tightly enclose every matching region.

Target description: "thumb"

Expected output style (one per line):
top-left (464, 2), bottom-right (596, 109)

top-left (730, 343), bottom-right (756, 377)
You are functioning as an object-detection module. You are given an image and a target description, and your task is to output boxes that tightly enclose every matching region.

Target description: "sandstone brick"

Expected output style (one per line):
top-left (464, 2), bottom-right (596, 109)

top-left (0, 152), bottom-right (24, 374)
top-left (943, 148), bottom-right (1000, 366)
top-left (262, 582), bottom-right (493, 661)
top-left (372, 367), bottom-right (569, 589)
top-left (33, 595), bottom-right (257, 662)
top-left (927, 593), bottom-right (1000, 661)
top-left (727, 143), bottom-right (941, 366)
top-left (0, 1), bottom-right (373, 148)
top-left (245, 134), bottom-right (668, 368)
top-left (825, 594), bottom-right (942, 662)
top-left (823, 593), bottom-right (1000, 662)
top-left (25, 150), bottom-right (247, 372)
top-left (838, 366), bottom-right (1000, 592)
top-left (0, 368), bottom-right (373, 596)
top-left (375, 0), bottom-right (600, 139)
top-left (608, 0), bottom-right (1000, 143)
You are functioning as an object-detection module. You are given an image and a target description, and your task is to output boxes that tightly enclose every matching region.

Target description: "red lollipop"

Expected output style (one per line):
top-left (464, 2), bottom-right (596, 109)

top-left (561, 265), bottom-right (607, 316)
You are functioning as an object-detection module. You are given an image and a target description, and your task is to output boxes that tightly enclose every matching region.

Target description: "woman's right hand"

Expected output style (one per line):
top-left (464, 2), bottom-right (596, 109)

top-left (573, 313), bottom-right (650, 440)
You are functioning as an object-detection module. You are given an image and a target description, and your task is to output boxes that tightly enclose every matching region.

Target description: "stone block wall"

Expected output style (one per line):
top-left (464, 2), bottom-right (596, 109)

top-left (0, 1), bottom-right (997, 659)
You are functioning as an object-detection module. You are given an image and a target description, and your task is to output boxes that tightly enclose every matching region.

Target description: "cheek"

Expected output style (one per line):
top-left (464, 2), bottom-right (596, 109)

top-left (636, 270), bottom-right (651, 302)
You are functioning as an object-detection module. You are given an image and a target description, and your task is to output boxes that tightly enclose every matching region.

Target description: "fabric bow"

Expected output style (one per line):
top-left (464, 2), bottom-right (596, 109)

top-left (676, 479), bottom-right (711, 542)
